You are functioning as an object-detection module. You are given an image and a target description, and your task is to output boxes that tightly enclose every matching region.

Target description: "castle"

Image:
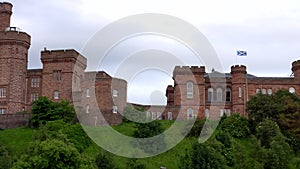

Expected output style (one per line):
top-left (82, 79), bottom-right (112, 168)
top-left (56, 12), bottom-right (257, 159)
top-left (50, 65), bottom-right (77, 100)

top-left (0, 2), bottom-right (299, 128)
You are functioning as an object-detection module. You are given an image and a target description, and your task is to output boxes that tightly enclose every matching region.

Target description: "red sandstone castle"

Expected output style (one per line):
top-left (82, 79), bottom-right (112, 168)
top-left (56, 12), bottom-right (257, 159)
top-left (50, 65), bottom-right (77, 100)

top-left (1, 2), bottom-right (300, 127)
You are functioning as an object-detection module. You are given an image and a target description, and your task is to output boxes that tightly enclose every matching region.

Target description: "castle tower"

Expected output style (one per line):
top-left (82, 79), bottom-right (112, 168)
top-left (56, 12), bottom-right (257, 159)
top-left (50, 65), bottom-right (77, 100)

top-left (172, 66), bottom-right (205, 119)
top-left (41, 49), bottom-right (87, 102)
top-left (292, 60), bottom-right (300, 82)
top-left (0, 2), bottom-right (31, 113)
top-left (230, 65), bottom-right (247, 115)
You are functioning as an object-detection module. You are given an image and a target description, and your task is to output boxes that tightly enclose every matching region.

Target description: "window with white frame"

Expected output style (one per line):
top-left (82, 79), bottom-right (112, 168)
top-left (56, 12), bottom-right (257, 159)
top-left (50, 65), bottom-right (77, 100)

top-left (268, 89), bottom-right (272, 95)
top-left (86, 88), bottom-right (90, 98)
top-left (168, 112), bottom-right (173, 120)
top-left (31, 93), bottom-right (39, 102)
top-left (187, 81), bottom-right (193, 98)
top-left (86, 104), bottom-right (90, 114)
top-left (152, 112), bottom-right (157, 120)
top-left (205, 109), bottom-right (209, 118)
top-left (31, 78), bottom-right (40, 87)
top-left (208, 88), bottom-right (213, 102)
top-left (112, 106), bottom-right (118, 113)
top-left (113, 89), bottom-right (118, 97)
top-left (238, 87), bottom-right (242, 98)
top-left (262, 89), bottom-right (266, 94)
top-left (217, 88), bottom-right (222, 102)
top-left (0, 87), bottom-right (6, 98)
top-left (53, 70), bottom-right (62, 82)
top-left (54, 91), bottom-right (59, 99)
top-left (225, 109), bottom-right (231, 116)
top-left (220, 109), bottom-right (225, 117)
top-left (157, 112), bottom-right (162, 120)
top-left (146, 111), bottom-right (151, 119)
top-left (187, 108), bottom-right (194, 120)
top-left (256, 89), bottom-right (260, 94)
top-left (0, 108), bottom-right (6, 114)
top-left (289, 87), bottom-right (295, 93)
top-left (226, 88), bottom-right (231, 102)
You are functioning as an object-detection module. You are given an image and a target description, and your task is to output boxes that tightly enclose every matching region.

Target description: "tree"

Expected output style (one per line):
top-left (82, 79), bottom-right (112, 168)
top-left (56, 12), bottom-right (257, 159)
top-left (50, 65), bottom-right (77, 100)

top-left (95, 151), bottom-right (115, 169)
top-left (123, 105), bottom-right (147, 123)
top-left (133, 120), bottom-right (166, 154)
top-left (12, 139), bottom-right (90, 169)
top-left (30, 96), bottom-right (76, 127)
top-left (256, 119), bottom-right (281, 148)
top-left (219, 114), bottom-right (250, 138)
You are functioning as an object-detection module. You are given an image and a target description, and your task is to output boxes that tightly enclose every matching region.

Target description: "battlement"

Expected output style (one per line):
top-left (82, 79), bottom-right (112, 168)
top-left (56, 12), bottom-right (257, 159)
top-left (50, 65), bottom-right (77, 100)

top-left (292, 60), bottom-right (300, 71)
top-left (0, 31), bottom-right (31, 48)
top-left (173, 65), bottom-right (206, 75)
top-left (230, 65), bottom-right (247, 74)
top-left (41, 49), bottom-right (87, 67)
top-left (0, 2), bottom-right (12, 12)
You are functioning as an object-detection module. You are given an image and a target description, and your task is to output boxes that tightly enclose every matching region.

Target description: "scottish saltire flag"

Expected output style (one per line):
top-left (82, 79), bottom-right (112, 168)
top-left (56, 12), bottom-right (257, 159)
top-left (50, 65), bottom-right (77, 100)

top-left (237, 50), bottom-right (247, 56)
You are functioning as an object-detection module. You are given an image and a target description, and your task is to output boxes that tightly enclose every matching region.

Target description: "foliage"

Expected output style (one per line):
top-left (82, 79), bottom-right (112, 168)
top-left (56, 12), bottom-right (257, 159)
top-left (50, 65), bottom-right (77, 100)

top-left (133, 120), bottom-right (166, 154)
top-left (12, 139), bottom-right (87, 169)
top-left (219, 114), bottom-right (250, 138)
top-left (126, 158), bottom-right (146, 169)
top-left (256, 119), bottom-right (281, 148)
top-left (185, 118), bottom-right (205, 137)
top-left (123, 105), bottom-right (147, 123)
top-left (35, 120), bottom-right (92, 152)
top-left (30, 96), bottom-right (76, 128)
top-left (0, 143), bottom-right (12, 169)
top-left (95, 151), bottom-right (115, 169)
top-left (180, 142), bottom-right (225, 169)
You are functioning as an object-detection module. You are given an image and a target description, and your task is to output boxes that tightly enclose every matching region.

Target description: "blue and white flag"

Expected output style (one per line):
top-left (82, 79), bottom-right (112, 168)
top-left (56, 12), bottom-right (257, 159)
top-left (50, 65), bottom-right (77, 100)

top-left (237, 50), bottom-right (247, 56)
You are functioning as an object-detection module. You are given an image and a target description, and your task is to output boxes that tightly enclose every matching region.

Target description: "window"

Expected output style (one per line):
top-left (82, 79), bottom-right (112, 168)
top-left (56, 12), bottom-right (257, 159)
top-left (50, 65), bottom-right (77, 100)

top-left (208, 88), bottom-right (213, 102)
top-left (187, 82), bottom-right (193, 98)
top-left (0, 87), bottom-right (6, 98)
top-left (220, 109), bottom-right (225, 117)
top-left (256, 89), bottom-right (260, 94)
top-left (187, 108), bottom-right (194, 120)
top-left (289, 87), bottom-right (295, 93)
top-left (217, 88), bottom-right (222, 102)
top-left (54, 91), bottom-right (59, 99)
top-left (86, 104), bottom-right (90, 114)
top-left (31, 93), bottom-right (39, 102)
top-left (226, 88), bottom-right (231, 102)
top-left (53, 70), bottom-right (62, 82)
top-left (205, 109), bottom-right (209, 118)
top-left (268, 89), bottom-right (272, 95)
top-left (262, 89), bottom-right (266, 94)
top-left (31, 78), bottom-right (40, 87)
top-left (0, 108), bottom-right (6, 114)
top-left (113, 90), bottom-right (118, 97)
top-left (157, 112), bottom-right (162, 120)
top-left (238, 87), bottom-right (242, 98)
top-left (168, 112), bottom-right (173, 120)
top-left (112, 106), bottom-right (118, 113)
top-left (225, 109), bottom-right (231, 116)
top-left (146, 111), bottom-right (151, 119)
top-left (86, 88), bottom-right (90, 98)
top-left (152, 112), bottom-right (157, 120)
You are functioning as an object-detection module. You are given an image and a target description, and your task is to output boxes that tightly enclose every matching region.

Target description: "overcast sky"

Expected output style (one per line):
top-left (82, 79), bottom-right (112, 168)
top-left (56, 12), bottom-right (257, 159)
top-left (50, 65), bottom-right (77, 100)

top-left (7, 0), bottom-right (300, 104)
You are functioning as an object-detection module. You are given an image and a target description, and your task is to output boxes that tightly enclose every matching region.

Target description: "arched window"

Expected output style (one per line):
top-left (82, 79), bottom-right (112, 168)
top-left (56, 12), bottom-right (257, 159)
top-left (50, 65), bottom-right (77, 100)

top-left (268, 89), bottom-right (272, 95)
top-left (226, 88), bottom-right (231, 102)
top-left (54, 91), bottom-right (59, 99)
top-left (256, 89), bottom-right (260, 94)
top-left (187, 81), bottom-right (193, 98)
top-left (217, 88), bottom-right (222, 102)
top-left (187, 108), bottom-right (194, 120)
top-left (86, 104), bottom-right (90, 114)
top-left (205, 109), bottom-right (209, 119)
top-left (208, 88), bottom-right (213, 102)
top-left (289, 87), bottom-right (295, 93)
top-left (86, 88), bottom-right (90, 98)
top-left (262, 89), bottom-right (266, 94)
top-left (238, 87), bottom-right (242, 97)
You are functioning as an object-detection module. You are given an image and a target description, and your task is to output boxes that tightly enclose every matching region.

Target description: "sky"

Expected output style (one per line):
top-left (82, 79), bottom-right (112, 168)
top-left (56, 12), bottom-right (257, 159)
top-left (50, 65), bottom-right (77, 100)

top-left (7, 0), bottom-right (300, 104)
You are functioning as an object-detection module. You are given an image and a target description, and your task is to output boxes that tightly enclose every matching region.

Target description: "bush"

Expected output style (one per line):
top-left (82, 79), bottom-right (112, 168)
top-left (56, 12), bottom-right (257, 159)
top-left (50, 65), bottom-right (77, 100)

top-left (219, 114), bottom-right (250, 138)
top-left (0, 143), bottom-right (12, 169)
top-left (95, 151), bottom-right (115, 169)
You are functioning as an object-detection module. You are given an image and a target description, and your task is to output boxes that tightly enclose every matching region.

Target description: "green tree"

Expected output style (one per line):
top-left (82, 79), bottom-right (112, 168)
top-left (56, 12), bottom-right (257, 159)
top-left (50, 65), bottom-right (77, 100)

top-left (256, 119), bottom-right (281, 148)
top-left (219, 114), bottom-right (250, 138)
top-left (12, 139), bottom-right (91, 169)
top-left (123, 105), bottom-right (147, 123)
top-left (30, 96), bottom-right (76, 127)
top-left (133, 120), bottom-right (166, 154)
top-left (126, 158), bottom-right (146, 169)
top-left (95, 151), bottom-right (115, 169)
